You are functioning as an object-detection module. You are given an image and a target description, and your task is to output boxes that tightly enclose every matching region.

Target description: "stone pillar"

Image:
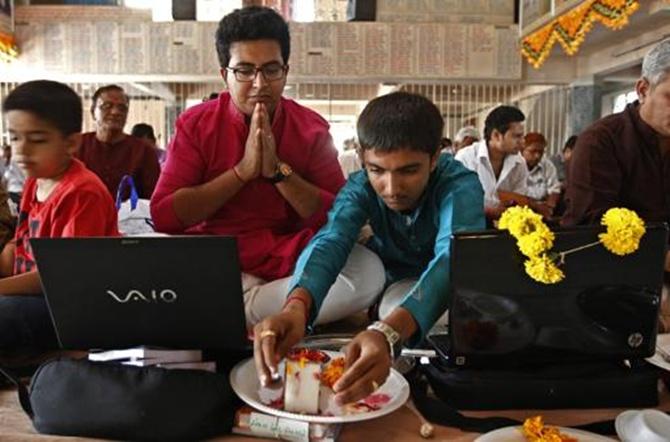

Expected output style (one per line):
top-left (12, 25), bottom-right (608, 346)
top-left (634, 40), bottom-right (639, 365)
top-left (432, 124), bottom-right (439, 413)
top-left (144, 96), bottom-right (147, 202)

top-left (569, 82), bottom-right (601, 136)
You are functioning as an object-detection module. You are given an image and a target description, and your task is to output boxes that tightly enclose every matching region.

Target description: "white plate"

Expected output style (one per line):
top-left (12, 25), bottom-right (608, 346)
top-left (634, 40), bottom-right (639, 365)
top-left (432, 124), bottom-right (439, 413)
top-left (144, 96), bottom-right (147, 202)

top-left (616, 410), bottom-right (639, 442)
top-left (229, 351), bottom-right (410, 424)
top-left (615, 409), bottom-right (670, 442)
top-left (645, 333), bottom-right (670, 371)
top-left (474, 425), bottom-right (617, 442)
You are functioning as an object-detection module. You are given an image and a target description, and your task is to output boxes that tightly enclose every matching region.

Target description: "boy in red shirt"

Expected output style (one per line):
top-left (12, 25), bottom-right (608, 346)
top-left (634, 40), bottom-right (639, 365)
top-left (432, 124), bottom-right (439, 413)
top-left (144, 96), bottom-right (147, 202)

top-left (0, 80), bottom-right (119, 354)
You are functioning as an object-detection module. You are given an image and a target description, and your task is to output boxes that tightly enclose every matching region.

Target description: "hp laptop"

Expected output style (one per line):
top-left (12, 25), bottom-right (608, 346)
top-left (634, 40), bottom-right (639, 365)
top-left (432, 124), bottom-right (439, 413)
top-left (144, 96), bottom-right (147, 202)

top-left (431, 223), bottom-right (668, 368)
top-left (31, 236), bottom-right (247, 351)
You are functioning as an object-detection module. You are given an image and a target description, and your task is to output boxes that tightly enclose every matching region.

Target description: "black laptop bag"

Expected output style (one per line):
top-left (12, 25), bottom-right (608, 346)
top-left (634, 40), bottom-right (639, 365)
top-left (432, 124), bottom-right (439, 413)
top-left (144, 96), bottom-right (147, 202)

top-left (407, 358), bottom-right (660, 436)
top-left (421, 356), bottom-right (659, 411)
top-left (1, 357), bottom-right (238, 441)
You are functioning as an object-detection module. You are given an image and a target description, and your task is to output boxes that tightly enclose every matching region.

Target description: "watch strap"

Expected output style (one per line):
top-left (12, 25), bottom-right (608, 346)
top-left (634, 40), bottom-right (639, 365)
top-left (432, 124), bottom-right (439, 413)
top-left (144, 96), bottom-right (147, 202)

top-left (367, 321), bottom-right (402, 360)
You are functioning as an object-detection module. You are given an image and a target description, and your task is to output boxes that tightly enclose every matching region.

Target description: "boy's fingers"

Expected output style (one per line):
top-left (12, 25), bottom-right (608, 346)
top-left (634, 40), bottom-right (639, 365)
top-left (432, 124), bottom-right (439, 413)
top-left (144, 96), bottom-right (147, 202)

top-left (334, 365), bottom-right (388, 405)
top-left (253, 325), bottom-right (272, 386)
top-left (260, 330), bottom-right (279, 379)
top-left (335, 345), bottom-right (369, 392)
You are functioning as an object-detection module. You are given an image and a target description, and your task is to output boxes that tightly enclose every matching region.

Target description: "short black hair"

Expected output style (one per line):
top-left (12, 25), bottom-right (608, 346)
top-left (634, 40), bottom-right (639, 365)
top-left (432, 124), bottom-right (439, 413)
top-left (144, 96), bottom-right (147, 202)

top-left (563, 135), bottom-right (578, 152)
top-left (3, 80), bottom-right (82, 136)
top-left (90, 84), bottom-right (127, 115)
top-left (357, 92), bottom-right (443, 156)
top-left (483, 105), bottom-right (525, 143)
top-left (215, 6), bottom-right (290, 69)
top-left (131, 123), bottom-right (156, 141)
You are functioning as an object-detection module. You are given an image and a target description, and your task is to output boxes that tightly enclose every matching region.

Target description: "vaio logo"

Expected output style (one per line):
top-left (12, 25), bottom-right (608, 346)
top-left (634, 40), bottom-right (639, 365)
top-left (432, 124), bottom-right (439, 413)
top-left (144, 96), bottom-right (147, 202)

top-left (105, 289), bottom-right (178, 304)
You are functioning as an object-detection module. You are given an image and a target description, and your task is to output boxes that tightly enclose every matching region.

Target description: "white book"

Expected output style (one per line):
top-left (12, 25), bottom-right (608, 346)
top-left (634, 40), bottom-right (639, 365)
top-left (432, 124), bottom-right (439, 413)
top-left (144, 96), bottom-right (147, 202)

top-left (88, 347), bottom-right (202, 364)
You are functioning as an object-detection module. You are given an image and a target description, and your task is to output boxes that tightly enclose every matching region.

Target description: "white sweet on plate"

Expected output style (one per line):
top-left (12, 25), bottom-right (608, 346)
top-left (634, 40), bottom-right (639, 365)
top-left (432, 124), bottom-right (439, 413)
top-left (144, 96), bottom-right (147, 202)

top-left (255, 348), bottom-right (394, 418)
top-left (285, 359), bottom-right (322, 414)
top-left (283, 349), bottom-right (331, 414)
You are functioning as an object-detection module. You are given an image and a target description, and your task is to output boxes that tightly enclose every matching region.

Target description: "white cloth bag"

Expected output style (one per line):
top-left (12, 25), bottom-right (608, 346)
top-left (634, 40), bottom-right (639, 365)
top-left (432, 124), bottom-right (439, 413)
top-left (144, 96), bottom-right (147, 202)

top-left (116, 175), bottom-right (155, 236)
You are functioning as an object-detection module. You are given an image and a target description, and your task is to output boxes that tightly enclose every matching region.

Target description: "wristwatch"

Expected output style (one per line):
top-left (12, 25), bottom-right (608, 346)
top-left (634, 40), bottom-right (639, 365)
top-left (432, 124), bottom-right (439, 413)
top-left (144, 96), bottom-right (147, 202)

top-left (367, 321), bottom-right (402, 360)
top-left (269, 161), bottom-right (293, 184)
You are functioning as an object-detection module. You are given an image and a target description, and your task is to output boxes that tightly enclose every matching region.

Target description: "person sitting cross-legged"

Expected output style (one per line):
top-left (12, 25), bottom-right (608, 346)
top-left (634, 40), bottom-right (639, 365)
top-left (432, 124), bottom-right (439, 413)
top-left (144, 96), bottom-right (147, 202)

top-left (0, 80), bottom-right (118, 355)
top-left (150, 6), bottom-right (383, 326)
top-left (252, 92), bottom-right (485, 405)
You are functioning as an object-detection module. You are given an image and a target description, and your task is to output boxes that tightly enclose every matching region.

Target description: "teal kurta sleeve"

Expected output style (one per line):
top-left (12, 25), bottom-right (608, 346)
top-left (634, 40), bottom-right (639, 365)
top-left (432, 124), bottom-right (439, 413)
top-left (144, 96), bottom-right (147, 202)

top-left (288, 175), bottom-right (371, 323)
top-left (400, 171), bottom-right (485, 345)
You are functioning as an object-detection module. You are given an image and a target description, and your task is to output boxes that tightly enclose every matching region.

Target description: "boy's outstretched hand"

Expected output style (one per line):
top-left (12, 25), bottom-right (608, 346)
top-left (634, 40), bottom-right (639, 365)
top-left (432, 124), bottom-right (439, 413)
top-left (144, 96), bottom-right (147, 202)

top-left (253, 301), bottom-right (307, 387)
top-left (332, 330), bottom-right (392, 405)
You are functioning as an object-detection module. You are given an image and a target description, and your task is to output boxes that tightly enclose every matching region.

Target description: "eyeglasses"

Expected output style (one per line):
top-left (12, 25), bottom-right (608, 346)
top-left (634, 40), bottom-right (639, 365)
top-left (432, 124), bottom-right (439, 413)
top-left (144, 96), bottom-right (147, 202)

top-left (98, 102), bottom-right (129, 113)
top-left (225, 63), bottom-right (287, 82)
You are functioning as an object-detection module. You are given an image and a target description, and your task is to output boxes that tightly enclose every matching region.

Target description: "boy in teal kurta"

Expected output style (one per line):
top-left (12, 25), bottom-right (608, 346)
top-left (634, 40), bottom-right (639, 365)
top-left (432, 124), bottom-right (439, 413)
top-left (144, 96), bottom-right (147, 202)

top-left (253, 92), bottom-right (485, 405)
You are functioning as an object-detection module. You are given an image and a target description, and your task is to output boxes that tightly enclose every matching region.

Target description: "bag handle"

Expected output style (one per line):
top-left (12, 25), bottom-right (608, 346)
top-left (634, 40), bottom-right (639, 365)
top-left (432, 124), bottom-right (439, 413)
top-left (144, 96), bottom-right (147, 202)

top-left (115, 174), bottom-right (139, 211)
top-left (409, 367), bottom-right (616, 435)
top-left (0, 366), bottom-right (33, 418)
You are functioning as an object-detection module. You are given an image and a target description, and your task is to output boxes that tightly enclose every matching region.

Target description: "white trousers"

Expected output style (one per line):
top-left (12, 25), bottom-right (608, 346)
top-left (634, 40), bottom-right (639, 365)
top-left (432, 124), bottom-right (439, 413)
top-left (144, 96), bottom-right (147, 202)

top-left (243, 244), bottom-right (385, 326)
top-left (378, 278), bottom-right (449, 328)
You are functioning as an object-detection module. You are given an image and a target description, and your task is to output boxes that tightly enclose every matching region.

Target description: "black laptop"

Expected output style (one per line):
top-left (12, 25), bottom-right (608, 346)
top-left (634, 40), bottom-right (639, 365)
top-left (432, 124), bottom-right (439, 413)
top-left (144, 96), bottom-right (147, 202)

top-left (31, 236), bottom-right (247, 351)
top-left (431, 223), bottom-right (668, 368)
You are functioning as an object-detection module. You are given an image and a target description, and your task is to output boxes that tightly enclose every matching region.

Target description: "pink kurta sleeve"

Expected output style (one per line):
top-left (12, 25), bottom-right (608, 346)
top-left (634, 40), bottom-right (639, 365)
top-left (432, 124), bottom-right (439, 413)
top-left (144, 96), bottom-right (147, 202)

top-left (298, 128), bottom-right (345, 229)
top-left (150, 116), bottom-right (206, 233)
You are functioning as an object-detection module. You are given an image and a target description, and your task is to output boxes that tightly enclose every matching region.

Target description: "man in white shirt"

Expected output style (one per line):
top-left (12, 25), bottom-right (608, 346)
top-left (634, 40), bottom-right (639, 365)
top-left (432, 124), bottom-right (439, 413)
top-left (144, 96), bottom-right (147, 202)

top-left (522, 132), bottom-right (561, 219)
top-left (455, 105), bottom-right (528, 222)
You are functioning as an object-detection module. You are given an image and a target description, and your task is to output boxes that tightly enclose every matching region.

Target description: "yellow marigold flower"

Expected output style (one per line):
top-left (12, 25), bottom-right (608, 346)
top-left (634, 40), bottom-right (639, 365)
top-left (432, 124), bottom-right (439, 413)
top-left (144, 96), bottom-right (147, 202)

top-left (499, 206), bottom-right (545, 239)
top-left (517, 226), bottom-right (555, 258)
top-left (524, 254), bottom-right (564, 284)
top-left (598, 208), bottom-right (646, 256)
top-left (522, 415), bottom-right (577, 441)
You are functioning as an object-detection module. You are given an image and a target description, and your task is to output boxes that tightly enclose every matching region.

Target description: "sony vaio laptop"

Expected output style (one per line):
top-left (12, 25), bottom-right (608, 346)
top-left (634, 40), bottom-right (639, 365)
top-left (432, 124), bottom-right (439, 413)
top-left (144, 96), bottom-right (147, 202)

top-left (31, 236), bottom-right (247, 351)
top-left (431, 223), bottom-right (668, 368)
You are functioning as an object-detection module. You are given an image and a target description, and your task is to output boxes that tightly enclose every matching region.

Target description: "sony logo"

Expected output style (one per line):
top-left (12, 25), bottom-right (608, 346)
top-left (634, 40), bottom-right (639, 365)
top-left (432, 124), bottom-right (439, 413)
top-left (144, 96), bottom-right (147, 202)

top-left (106, 289), bottom-right (178, 304)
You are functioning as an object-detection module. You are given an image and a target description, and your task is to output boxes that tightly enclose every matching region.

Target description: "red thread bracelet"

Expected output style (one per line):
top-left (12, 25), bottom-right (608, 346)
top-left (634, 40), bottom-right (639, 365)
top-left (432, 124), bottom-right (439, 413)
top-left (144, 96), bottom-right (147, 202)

top-left (232, 166), bottom-right (247, 184)
top-left (284, 295), bottom-right (310, 324)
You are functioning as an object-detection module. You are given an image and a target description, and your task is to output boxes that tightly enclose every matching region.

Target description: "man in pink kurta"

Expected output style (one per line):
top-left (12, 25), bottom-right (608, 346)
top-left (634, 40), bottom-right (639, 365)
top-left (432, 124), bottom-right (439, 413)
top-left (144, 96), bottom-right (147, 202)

top-left (151, 93), bottom-right (343, 280)
top-left (151, 7), bottom-right (384, 326)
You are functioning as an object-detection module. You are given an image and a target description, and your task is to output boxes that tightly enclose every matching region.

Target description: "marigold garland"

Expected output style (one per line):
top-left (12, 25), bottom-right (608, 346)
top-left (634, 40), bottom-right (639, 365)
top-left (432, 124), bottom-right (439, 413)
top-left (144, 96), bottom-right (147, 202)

top-left (498, 206), bottom-right (554, 258)
top-left (499, 206), bottom-right (645, 285)
top-left (0, 32), bottom-right (19, 63)
top-left (521, 0), bottom-right (640, 69)
top-left (524, 254), bottom-right (565, 285)
top-left (522, 415), bottom-right (577, 442)
top-left (599, 207), bottom-right (646, 256)
top-left (498, 206), bottom-right (546, 239)
top-left (517, 231), bottom-right (555, 260)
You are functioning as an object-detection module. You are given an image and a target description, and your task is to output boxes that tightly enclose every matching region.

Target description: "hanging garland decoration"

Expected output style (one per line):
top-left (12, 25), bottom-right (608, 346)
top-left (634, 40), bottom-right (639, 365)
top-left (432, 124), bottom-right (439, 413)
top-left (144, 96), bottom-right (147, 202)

top-left (0, 32), bottom-right (18, 63)
top-left (498, 206), bottom-right (646, 285)
top-left (521, 0), bottom-right (640, 69)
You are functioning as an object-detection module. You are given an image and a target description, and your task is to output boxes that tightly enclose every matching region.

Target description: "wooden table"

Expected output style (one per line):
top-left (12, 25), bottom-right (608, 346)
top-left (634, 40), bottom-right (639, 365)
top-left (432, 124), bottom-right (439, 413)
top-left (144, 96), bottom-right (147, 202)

top-left (3, 385), bottom-right (669, 441)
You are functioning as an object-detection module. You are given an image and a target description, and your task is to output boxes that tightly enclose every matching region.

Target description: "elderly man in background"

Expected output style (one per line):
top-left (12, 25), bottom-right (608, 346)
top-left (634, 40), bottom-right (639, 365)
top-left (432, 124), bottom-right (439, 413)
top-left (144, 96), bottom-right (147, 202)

top-left (562, 38), bottom-right (669, 242)
top-left (453, 126), bottom-right (479, 152)
top-left (561, 38), bottom-right (670, 327)
top-left (77, 85), bottom-right (160, 199)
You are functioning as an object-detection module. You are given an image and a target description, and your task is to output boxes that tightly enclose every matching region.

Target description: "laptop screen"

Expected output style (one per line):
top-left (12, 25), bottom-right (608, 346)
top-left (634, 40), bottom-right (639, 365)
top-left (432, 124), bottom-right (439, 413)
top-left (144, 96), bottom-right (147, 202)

top-left (31, 236), bottom-right (248, 351)
top-left (446, 223), bottom-right (668, 368)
